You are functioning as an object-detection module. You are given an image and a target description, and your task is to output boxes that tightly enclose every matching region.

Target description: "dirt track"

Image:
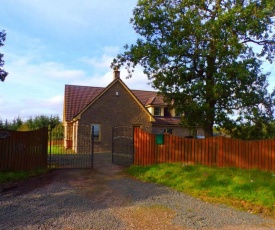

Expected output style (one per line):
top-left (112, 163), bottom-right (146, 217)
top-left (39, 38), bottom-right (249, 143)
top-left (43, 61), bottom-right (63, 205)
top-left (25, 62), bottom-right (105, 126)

top-left (0, 153), bottom-right (274, 230)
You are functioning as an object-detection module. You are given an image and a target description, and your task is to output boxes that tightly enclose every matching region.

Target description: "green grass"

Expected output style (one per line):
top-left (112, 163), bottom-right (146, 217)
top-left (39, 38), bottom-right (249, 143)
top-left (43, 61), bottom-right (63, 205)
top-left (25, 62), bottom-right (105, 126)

top-left (127, 164), bottom-right (275, 218)
top-left (0, 168), bottom-right (49, 184)
top-left (48, 145), bottom-right (75, 154)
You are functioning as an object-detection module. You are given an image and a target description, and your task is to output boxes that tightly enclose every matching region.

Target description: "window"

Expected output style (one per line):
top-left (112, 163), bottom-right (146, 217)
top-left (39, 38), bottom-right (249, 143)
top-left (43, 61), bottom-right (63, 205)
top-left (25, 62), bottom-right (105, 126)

top-left (161, 128), bottom-right (173, 134)
top-left (91, 124), bottom-right (101, 141)
top-left (154, 107), bottom-right (161, 116)
top-left (164, 107), bottom-right (170, 117)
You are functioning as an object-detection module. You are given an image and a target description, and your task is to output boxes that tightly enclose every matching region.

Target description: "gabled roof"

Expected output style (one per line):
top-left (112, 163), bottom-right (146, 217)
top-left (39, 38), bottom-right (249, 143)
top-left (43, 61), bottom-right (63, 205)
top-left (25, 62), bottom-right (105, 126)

top-left (64, 78), bottom-right (162, 122)
top-left (130, 90), bottom-right (157, 105)
top-left (145, 96), bottom-right (166, 106)
top-left (64, 85), bottom-right (104, 122)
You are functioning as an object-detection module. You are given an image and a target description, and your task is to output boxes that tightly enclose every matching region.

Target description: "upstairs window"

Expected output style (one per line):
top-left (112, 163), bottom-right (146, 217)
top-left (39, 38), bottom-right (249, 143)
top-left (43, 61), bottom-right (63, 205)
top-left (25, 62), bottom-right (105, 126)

top-left (154, 107), bottom-right (162, 116)
top-left (164, 107), bottom-right (170, 117)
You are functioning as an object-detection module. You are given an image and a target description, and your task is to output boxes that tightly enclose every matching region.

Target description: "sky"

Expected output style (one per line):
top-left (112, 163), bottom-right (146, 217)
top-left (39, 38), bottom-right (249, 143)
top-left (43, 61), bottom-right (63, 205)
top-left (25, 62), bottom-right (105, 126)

top-left (0, 0), bottom-right (154, 121)
top-left (0, 1), bottom-right (275, 122)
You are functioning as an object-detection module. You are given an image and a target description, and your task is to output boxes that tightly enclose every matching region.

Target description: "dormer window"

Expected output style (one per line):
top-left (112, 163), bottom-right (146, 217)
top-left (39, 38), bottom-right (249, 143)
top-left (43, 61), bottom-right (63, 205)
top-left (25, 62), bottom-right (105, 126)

top-left (154, 107), bottom-right (161, 116)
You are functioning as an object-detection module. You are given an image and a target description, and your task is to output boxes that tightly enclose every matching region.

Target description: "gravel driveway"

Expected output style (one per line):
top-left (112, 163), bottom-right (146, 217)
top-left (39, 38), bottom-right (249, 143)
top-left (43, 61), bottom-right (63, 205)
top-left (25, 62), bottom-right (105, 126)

top-left (0, 153), bottom-right (274, 230)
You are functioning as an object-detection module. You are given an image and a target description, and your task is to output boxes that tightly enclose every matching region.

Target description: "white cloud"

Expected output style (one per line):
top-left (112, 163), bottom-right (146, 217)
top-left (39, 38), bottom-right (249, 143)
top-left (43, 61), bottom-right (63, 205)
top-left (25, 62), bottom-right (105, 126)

top-left (73, 66), bottom-right (154, 91)
top-left (81, 46), bottom-right (120, 70)
top-left (5, 55), bottom-right (85, 86)
top-left (1, 95), bottom-right (64, 121)
top-left (81, 55), bottom-right (114, 70)
top-left (1, 44), bottom-right (154, 121)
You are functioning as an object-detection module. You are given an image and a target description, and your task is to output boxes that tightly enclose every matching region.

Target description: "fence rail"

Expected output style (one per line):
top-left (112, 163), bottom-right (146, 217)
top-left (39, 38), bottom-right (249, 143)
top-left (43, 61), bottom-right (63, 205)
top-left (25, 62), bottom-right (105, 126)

top-left (0, 128), bottom-right (48, 171)
top-left (134, 127), bottom-right (275, 171)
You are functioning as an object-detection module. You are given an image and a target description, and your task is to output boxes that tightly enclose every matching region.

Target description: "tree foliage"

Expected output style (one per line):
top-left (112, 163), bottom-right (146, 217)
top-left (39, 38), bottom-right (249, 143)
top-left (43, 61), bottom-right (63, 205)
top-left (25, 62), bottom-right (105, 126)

top-left (0, 30), bottom-right (8, 82)
top-left (26, 115), bottom-right (60, 130)
top-left (0, 117), bottom-right (23, 131)
top-left (0, 115), bottom-right (61, 131)
top-left (112, 0), bottom-right (275, 137)
top-left (216, 120), bottom-right (275, 140)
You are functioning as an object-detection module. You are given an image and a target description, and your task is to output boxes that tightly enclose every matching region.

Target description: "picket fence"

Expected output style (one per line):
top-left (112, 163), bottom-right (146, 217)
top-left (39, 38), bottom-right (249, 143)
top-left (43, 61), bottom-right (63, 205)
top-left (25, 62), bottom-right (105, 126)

top-left (0, 128), bottom-right (48, 171)
top-left (133, 127), bottom-right (275, 171)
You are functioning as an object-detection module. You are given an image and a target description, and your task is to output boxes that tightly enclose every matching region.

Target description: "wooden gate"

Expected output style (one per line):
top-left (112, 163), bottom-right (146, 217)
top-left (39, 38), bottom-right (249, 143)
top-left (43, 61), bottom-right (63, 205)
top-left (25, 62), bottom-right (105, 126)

top-left (48, 124), bottom-right (94, 169)
top-left (112, 126), bottom-right (134, 166)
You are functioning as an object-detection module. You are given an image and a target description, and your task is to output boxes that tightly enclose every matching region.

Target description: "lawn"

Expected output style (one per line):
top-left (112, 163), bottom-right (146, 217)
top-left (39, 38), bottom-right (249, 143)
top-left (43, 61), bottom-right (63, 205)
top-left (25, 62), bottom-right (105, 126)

top-left (48, 145), bottom-right (75, 154)
top-left (127, 164), bottom-right (275, 218)
top-left (0, 168), bottom-right (49, 185)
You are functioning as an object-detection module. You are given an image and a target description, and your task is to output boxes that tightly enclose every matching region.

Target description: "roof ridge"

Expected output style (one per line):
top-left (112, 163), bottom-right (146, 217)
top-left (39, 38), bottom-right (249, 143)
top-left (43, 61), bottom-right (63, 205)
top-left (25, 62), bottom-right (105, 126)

top-left (65, 84), bottom-right (104, 88)
top-left (131, 89), bottom-right (157, 93)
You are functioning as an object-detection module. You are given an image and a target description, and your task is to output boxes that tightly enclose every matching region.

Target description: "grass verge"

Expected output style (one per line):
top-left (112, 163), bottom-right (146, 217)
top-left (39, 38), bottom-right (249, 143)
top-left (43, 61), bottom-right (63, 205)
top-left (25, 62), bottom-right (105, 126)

top-left (48, 145), bottom-right (75, 154)
top-left (127, 164), bottom-right (275, 218)
top-left (0, 168), bottom-right (49, 185)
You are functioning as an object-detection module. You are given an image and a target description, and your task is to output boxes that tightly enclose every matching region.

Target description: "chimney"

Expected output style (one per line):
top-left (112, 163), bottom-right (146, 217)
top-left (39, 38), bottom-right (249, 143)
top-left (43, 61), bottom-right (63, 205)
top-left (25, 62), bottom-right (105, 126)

top-left (113, 68), bottom-right (120, 80)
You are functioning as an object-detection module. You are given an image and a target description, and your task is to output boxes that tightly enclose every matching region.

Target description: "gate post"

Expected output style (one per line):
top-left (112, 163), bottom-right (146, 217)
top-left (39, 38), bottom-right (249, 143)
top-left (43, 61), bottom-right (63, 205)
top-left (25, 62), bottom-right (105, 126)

top-left (48, 127), bottom-right (52, 168)
top-left (132, 126), bottom-right (135, 164)
top-left (91, 125), bottom-right (94, 169)
top-left (112, 127), bottom-right (114, 164)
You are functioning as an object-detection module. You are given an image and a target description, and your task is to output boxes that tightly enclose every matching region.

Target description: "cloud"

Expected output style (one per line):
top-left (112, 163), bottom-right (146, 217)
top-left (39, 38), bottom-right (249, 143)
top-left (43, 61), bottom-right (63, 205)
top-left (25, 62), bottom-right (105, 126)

top-left (5, 55), bottom-right (85, 85)
top-left (77, 48), bottom-right (154, 91)
top-left (80, 46), bottom-right (120, 70)
top-left (81, 55), bottom-right (114, 70)
top-left (0, 95), bottom-right (64, 121)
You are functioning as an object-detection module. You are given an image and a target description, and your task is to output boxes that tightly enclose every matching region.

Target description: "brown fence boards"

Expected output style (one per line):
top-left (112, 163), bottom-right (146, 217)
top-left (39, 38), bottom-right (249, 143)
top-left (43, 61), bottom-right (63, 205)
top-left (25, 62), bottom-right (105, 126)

top-left (133, 127), bottom-right (275, 171)
top-left (0, 128), bottom-right (48, 171)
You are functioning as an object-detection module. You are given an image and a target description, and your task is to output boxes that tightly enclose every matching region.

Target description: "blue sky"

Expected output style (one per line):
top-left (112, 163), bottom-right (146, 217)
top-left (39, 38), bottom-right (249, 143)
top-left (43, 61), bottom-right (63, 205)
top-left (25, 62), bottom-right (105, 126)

top-left (0, 1), bottom-right (275, 122)
top-left (0, 0), bottom-right (153, 121)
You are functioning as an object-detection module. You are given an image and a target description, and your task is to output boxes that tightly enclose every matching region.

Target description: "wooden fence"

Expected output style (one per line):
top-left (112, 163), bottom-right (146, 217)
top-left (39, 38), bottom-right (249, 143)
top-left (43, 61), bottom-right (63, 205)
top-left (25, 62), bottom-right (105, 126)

top-left (134, 127), bottom-right (275, 171)
top-left (0, 128), bottom-right (48, 171)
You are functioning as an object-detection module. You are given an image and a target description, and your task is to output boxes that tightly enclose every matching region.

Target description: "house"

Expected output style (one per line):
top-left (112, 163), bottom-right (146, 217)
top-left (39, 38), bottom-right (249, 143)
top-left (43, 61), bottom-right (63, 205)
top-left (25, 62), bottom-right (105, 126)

top-left (63, 69), bottom-right (204, 152)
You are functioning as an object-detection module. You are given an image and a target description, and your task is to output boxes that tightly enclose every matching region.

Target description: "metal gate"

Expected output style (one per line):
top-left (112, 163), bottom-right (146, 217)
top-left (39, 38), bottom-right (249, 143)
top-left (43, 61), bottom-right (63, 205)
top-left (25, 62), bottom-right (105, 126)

top-left (112, 126), bottom-right (134, 166)
top-left (48, 124), bottom-right (94, 169)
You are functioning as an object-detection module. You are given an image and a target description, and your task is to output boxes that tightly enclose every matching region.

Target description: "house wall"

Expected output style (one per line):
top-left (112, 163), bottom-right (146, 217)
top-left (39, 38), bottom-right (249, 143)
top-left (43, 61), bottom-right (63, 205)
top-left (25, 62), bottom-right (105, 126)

top-left (78, 81), bottom-right (153, 152)
top-left (63, 122), bottom-right (73, 149)
top-left (152, 126), bottom-right (205, 137)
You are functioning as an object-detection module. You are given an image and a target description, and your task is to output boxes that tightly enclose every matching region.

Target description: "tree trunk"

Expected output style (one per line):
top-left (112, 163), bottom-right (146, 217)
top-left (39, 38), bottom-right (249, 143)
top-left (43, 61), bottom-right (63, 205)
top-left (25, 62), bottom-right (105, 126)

top-left (205, 50), bottom-right (216, 138)
top-left (204, 120), bottom-right (214, 137)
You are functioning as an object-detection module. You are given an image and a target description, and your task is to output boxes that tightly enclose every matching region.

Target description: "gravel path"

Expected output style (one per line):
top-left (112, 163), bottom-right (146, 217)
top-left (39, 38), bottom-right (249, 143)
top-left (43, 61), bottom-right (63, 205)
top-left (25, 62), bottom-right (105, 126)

top-left (0, 153), bottom-right (274, 230)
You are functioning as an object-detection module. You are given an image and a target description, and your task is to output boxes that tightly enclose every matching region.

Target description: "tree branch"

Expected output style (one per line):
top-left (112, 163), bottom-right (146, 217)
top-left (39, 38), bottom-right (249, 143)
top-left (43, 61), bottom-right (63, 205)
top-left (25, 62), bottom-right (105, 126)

top-left (242, 38), bottom-right (275, 45)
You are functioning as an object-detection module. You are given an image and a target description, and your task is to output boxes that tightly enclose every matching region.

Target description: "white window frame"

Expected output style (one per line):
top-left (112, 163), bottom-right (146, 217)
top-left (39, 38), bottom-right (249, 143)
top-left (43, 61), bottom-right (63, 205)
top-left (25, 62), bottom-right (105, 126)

top-left (154, 107), bottom-right (162, 116)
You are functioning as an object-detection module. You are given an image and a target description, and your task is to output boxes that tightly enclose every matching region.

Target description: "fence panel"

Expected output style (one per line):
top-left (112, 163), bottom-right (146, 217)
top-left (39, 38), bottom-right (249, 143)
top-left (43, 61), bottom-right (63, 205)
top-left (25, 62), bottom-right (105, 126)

top-left (133, 127), bottom-right (275, 171)
top-left (0, 128), bottom-right (48, 171)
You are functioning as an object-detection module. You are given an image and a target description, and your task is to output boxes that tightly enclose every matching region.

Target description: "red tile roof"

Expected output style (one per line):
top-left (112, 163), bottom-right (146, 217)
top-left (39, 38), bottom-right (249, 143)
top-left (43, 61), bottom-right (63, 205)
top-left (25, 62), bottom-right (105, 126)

top-left (64, 85), bottom-right (104, 122)
top-left (64, 84), bottom-right (172, 123)
top-left (145, 96), bottom-right (166, 106)
top-left (131, 90), bottom-right (158, 105)
top-left (153, 117), bottom-right (181, 125)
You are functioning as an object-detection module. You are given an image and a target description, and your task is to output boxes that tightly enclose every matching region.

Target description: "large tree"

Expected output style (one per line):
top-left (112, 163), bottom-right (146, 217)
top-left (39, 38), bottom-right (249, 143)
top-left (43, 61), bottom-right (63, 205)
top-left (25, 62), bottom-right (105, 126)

top-left (0, 30), bottom-right (8, 82)
top-left (112, 0), bottom-right (275, 137)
